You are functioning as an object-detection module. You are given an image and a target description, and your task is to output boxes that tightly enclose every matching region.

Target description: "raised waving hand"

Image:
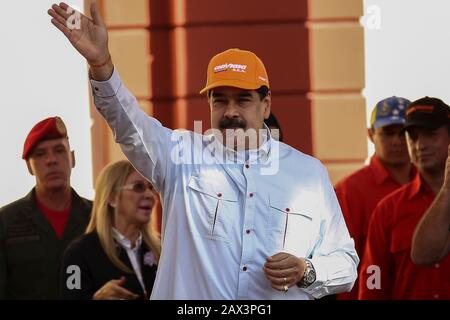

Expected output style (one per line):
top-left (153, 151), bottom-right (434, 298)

top-left (48, 1), bottom-right (113, 79)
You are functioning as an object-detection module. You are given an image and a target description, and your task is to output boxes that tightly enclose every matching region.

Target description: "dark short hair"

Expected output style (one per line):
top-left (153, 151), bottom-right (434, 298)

top-left (255, 86), bottom-right (270, 100)
top-left (264, 112), bottom-right (284, 142)
top-left (207, 86), bottom-right (270, 101)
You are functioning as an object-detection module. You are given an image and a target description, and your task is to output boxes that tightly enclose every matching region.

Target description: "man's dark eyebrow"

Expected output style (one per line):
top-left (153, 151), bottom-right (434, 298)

top-left (32, 143), bottom-right (67, 154)
top-left (236, 92), bottom-right (253, 98)
top-left (211, 91), bottom-right (253, 99)
top-left (52, 143), bottom-right (67, 149)
top-left (211, 91), bottom-right (226, 98)
top-left (32, 147), bottom-right (45, 153)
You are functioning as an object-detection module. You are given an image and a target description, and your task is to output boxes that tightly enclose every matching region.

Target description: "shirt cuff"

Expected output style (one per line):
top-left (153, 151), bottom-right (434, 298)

top-left (90, 67), bottom-right (121, 98)
top-left (301, 257), bottom-right (328, 298)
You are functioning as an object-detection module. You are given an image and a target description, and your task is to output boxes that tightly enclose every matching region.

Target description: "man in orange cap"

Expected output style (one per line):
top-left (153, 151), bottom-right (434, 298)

top-left (48, 2), bottom-right (357, 299)
top-left (0, 117), bottom-right (91, 299)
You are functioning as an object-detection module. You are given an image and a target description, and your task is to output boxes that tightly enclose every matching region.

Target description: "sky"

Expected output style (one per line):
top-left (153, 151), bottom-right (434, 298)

top-left (0, 0), bottom-right (92, 205)
top-left (363, 0), bottom-right (450, 156)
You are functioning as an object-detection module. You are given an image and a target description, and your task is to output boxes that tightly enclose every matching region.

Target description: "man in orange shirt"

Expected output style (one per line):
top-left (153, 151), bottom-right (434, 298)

top-left (359, 96), bottom-right (450, 299)
top-left (335, 96), bottom-right (415, 299)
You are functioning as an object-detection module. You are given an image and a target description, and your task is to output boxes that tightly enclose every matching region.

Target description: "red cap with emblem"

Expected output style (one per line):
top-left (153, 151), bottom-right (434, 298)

top-left (22, 117), bottom-right (68, 159)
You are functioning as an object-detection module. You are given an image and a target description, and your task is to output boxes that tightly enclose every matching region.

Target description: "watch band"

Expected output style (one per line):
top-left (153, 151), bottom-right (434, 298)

top-left (297, 259), bottom-right (316, 288)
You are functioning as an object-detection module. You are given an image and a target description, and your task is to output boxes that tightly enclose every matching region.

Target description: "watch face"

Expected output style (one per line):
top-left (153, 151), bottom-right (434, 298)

top-left (306, 271), bottom-right (316, 284)
top-left (297, 260), bottom-right (316, 288)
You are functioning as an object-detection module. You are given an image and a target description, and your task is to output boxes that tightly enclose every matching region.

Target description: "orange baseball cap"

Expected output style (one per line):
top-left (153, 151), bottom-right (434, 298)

top-left (199, 48), bottom-right (270, 94)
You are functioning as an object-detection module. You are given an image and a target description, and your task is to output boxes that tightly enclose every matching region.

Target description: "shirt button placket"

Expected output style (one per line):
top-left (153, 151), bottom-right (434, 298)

top-left (239, 161), bottom-right (254, 299)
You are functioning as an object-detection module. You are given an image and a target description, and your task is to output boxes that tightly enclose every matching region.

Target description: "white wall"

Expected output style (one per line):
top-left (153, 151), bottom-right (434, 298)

top-left (0, 1), bottom-right (93, 206)
top-left (363, 0), bottom-right (450, 158)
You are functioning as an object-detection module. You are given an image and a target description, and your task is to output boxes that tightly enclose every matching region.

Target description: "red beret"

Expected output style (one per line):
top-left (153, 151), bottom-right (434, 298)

top-left (22, 117), bottom-right (68, 159)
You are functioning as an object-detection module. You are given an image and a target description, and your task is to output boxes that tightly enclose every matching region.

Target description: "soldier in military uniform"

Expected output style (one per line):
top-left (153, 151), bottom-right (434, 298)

top-left (0, 117), bottom-right (92, 299)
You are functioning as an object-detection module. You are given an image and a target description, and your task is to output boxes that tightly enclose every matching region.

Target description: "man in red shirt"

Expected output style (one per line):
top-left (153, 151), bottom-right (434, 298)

top-left (0, 117), bottom-right (92, 299)
top-left (359, 97), bottom-right (450, 300)
top-left (411, 145), bottom-right (450, 265)
top-left (335, 96), bottom-right (415, 299)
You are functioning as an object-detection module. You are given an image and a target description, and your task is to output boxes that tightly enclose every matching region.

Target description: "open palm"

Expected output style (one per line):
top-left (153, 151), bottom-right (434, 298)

top-left (48, 1), bottom-right (109, 64)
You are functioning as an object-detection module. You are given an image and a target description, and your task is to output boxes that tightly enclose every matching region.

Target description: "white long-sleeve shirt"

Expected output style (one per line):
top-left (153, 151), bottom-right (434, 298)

top-left (90, 69), bottom-right (359, 300)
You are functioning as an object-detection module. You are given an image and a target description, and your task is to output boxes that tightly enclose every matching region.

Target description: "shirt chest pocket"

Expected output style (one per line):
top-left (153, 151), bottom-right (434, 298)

top-left (266, 195), bottom-right (318, 257)
top-left (187, 175), bottom-right (238, 242)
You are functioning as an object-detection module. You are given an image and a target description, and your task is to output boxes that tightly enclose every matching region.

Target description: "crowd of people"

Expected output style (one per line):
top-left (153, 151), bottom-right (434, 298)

top-left (0, 1), bottom-right (448, 300)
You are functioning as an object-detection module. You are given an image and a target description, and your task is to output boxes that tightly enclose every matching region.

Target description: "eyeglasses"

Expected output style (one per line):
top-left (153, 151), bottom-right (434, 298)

top-left (118, 182), bottom-right (155, 194)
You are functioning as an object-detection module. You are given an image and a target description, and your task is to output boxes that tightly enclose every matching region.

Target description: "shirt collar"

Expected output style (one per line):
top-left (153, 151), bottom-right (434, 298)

top-left (408, 172), bottom-right (433, 200)
top-left (369, 155), bottom-right (391, 185)
top-left (206, 124), bottom-right (272, 164)
top-left (370, 155), bottom-right (418, 186)
top-left (112, 228), bottom-right (142, 251)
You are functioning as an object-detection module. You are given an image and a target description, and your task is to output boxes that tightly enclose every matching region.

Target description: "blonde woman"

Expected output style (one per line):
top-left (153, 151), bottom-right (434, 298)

top-left (60, 160), bottom-right (161, 300)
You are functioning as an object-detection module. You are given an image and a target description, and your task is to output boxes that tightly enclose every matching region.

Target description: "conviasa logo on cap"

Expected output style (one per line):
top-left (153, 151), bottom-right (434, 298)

top-left (214, 63), bottom-right (247, 73)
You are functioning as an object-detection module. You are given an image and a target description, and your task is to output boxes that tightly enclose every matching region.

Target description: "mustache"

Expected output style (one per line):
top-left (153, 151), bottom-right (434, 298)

top-left (219, 118), bottom-right (246, 129)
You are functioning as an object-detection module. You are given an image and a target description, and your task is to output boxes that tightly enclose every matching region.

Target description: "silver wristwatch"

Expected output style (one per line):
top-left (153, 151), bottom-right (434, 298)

top-left (297, 259), bottom-right (316, 288)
